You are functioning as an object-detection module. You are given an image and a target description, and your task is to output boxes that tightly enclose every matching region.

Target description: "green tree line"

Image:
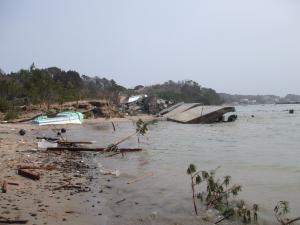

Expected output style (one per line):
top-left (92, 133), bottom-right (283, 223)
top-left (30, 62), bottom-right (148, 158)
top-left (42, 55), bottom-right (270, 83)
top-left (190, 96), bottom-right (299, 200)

top-left (0, 65), bottom-right (125, 113)
top-left (144, 80), bottom-right (223, 105)
top-left (0, 65), bottom-right (222, 116)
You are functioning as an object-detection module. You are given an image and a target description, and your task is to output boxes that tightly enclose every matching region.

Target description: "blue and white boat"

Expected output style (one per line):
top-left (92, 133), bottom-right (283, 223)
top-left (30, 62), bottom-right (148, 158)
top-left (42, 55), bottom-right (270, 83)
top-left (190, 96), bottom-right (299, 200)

top-left (33, 112), bottom-right (84, 126)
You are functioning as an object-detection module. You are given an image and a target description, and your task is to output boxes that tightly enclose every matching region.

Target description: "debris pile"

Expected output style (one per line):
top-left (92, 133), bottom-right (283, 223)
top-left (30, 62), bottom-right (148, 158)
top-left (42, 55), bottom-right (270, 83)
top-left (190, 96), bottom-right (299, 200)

top-left (121, 94), bottom-right (174, 115)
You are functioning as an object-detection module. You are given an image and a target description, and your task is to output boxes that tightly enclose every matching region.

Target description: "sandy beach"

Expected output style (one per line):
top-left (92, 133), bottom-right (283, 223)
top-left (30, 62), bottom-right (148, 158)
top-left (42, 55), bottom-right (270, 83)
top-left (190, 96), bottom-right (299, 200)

top-left (0, 117), bottom-right (224, 225)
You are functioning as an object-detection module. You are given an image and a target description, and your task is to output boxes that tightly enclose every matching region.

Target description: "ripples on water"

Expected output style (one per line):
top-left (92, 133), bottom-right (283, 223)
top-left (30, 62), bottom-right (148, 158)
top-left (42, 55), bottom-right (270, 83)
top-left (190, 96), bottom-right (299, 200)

top-left (68, 104), bottom-right (300, 224)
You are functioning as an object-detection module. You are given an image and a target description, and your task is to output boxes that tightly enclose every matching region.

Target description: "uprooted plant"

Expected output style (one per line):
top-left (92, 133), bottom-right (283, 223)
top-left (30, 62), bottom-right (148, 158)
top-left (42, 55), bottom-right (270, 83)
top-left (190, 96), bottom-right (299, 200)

top-left (106, 119), bottom-right (154, 152)
top-left (187, 164), bottom-right (258, 224)
top-left (274, 201), bottom-right (300, 225)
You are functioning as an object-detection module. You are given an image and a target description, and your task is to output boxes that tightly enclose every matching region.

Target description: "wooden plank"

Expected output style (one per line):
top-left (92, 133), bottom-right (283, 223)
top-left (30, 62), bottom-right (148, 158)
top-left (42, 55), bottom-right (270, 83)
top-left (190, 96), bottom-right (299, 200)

top-left (18, 169), bottom-right (40, 180)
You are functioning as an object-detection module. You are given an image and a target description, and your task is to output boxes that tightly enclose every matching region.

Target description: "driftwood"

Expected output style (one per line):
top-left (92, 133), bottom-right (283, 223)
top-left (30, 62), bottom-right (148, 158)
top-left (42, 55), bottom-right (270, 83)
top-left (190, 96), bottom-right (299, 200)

top-left (115, 198), bottom-right (126, 204)
top-left (127, 172), bottom-right (154, 184)
top-left (46, 147), bottom-right (142, 153)
top-left (0, 219), bottom-right (28, 224)
top-left (111, 122), bottom-right (116, 131)
top-left (2, 180), bottom-right (7, 193)
top-left (18, 169), bottom-right (40, 180)
top-left (7, 182), bottom-right (19, 186)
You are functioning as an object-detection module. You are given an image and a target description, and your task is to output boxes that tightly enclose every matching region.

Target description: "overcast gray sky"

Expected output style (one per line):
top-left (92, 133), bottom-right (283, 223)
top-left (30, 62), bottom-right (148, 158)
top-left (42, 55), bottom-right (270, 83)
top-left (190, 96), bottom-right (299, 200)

top-left (0, 0), bottom-right (300, 96)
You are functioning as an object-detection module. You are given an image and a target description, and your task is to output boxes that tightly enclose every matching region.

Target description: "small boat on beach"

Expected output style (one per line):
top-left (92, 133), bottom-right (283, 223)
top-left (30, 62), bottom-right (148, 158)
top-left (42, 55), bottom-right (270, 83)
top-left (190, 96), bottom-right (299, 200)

top-left (32, 112), bottom-right (84, 126)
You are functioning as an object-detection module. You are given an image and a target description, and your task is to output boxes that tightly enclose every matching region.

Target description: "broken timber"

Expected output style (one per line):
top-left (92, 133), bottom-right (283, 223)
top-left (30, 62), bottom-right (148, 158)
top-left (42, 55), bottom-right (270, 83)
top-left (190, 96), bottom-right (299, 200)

top-left (46, 147), bottom-right (142, 152)
top-left (18, 169), bottom-right (40, 180)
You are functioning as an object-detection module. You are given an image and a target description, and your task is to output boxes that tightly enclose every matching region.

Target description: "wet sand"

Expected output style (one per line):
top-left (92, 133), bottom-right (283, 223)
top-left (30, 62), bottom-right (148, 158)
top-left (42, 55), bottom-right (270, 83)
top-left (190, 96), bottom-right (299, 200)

top-left (0, 118), bottom-right (229, 225)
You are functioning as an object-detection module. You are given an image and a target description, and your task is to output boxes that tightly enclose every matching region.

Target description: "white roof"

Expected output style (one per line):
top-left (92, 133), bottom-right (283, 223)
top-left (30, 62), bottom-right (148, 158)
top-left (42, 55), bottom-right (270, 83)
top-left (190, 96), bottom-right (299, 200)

top-left (127, 95), bottom-right (147, 103)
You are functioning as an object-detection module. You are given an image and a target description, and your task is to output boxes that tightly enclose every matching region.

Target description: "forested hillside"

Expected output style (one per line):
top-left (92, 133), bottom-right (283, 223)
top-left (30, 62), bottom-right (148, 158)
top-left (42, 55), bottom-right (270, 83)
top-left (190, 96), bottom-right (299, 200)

top-left (143, 80), bottom-right (222, 105)
top-left (0, 65), bottom-right (222, 117)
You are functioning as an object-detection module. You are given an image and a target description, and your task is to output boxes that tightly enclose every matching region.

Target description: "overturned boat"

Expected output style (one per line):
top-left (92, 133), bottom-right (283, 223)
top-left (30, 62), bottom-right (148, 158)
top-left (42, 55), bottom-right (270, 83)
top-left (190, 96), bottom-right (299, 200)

top-left (33, 112), bottom-right (84, 126)
top-left (163, 104), bottom-right (236, 124)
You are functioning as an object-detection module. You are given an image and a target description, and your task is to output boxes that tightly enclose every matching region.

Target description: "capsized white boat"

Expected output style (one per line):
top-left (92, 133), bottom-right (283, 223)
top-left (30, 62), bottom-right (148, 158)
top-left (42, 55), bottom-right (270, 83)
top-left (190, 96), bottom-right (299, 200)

top-left (32, 112), bottom-right (84, 126)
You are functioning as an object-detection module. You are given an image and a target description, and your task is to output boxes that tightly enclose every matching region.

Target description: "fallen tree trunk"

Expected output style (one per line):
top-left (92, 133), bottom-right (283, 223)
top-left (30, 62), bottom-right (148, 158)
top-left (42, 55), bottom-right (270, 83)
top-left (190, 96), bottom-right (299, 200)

top-left (18, 169), bottom-right (40, 180)
top-left (46, 147), bottom-right (142, 152)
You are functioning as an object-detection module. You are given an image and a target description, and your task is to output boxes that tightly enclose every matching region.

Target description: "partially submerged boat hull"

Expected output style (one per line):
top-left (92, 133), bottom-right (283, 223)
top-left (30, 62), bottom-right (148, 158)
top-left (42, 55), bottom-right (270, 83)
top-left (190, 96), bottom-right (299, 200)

top-left (165, 104), bottom-right (236, 124)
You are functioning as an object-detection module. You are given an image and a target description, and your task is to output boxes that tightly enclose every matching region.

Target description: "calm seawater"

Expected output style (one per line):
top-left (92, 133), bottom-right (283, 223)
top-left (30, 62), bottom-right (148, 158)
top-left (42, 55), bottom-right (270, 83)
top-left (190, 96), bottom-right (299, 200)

top-left (67, 104), bottom-right (300, 224)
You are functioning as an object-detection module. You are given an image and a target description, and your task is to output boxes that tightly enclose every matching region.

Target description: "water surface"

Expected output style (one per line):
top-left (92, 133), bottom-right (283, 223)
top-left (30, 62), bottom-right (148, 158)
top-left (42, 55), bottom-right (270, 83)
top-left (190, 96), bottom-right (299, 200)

top-left (67, 104), bottom-right (300, 224)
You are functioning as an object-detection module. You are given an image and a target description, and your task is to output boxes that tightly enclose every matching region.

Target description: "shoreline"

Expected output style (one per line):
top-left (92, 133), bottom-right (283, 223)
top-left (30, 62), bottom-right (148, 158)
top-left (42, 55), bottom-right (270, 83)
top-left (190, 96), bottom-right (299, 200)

top-left (0, 118), bottom-right (231, 225)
